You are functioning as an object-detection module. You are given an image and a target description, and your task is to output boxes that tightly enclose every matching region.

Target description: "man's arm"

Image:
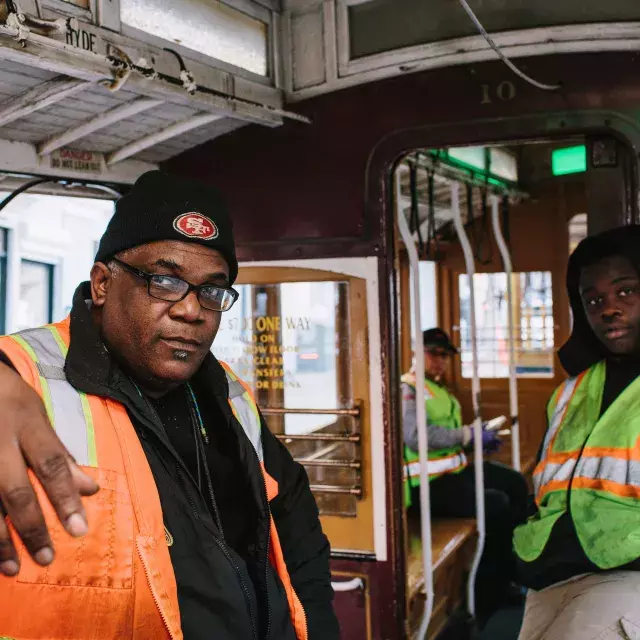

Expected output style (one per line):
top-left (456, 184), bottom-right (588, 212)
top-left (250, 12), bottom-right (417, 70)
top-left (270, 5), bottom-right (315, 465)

top-left (401, 382), bottom-right (471, 451)
top-left (261, 420), bottom-right (340, 640)
top-left (0, 356), bottom-right (98, 577)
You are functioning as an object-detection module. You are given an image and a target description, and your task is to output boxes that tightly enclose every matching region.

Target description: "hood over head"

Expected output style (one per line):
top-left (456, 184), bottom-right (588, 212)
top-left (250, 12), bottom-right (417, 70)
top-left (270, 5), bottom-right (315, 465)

top-left (558, 224), bottom-right (640, 376)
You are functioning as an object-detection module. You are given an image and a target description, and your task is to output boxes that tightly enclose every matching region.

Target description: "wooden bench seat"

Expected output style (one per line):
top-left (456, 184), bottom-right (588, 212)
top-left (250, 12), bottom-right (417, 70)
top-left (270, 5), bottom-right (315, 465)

top-left (406, 447), bottom-right (539, 638)
top-left (406, 516), bottom-right (477, 638)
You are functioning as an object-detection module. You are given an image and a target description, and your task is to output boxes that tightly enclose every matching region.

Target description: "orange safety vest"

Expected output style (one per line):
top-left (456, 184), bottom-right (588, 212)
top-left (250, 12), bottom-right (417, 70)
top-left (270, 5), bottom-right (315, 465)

top-left (0, 318), bottom-right (308, 640)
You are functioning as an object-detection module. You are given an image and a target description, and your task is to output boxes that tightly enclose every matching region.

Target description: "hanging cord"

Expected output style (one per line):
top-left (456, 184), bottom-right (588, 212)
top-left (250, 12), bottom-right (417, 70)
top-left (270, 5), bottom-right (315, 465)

top-left (466, 182), bottom-right (479, 253)
top-left (425, 169), bottom-right (440, 260)
top-left (477, 187), bottom-right (494, 265)
top-left (457, 0), bottom-right (561, 91)
top-left (466, 182), bottom-right (493, 265)
top-left (409, 158), bottom-right (425, 255)
top-left (500, 194), bottom-right (511, 268)
top-left (0, 177), bottom-right (122, 213)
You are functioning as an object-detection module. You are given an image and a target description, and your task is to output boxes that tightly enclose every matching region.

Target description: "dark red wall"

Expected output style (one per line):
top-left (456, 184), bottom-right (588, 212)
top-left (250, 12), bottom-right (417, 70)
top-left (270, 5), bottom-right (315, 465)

top-left (166, 52), bottom-right (640, 263)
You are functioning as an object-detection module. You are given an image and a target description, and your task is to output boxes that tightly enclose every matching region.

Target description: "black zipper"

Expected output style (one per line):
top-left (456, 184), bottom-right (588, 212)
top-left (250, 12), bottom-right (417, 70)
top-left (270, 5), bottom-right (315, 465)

top-left (249, 438), bottom-right (272, 640)
top-left (175, 466), bottom-right (259, 640)
top-left (139, 391), bottom-right (260, 640)
top-left (187, 395), bottom-right (226, 538)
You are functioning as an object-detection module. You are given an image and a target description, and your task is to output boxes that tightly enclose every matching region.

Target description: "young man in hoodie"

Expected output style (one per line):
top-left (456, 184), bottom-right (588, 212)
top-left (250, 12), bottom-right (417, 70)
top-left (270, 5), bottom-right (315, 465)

top-left (515, 225), bottom-right (640, 640)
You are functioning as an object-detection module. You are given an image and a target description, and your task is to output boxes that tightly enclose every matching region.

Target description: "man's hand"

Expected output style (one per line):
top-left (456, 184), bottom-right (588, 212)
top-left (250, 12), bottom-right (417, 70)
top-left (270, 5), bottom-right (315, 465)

top-left (0, 362), bottom-right (99, 577)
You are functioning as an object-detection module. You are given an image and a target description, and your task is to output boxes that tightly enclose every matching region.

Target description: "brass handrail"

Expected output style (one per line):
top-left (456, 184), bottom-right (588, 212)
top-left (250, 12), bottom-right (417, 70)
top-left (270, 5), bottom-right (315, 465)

top-left (296, 459), bottom-right (361, 470)
top-left (310, 485), bottom-right (362, 497)
top-left (275, 433), bottom-right (360, 443)
top-left (261, 406), bottom-right (360, 416)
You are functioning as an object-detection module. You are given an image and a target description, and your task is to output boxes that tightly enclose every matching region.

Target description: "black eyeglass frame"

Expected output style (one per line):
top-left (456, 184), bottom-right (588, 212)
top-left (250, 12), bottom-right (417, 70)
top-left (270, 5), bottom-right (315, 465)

top-left (110, 257), bottom-right (239, 312)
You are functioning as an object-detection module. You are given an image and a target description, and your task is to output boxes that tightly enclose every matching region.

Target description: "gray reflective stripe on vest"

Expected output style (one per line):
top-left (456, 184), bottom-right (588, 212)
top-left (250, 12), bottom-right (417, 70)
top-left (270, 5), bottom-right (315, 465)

top-left (15, 328), bottom-right (94, 467)
top-left (36, 362), bottom-right (67, 380)
top-left (533, 458), bottom-right (577, 495)
top-left (539, 377), bottom-right (579, 463)
top-left (574, 456), bottom-right (640, 487)
top-left (404, 452), bottom-right (467, 479)
top-left (225, 371), bottom-right (264, 463)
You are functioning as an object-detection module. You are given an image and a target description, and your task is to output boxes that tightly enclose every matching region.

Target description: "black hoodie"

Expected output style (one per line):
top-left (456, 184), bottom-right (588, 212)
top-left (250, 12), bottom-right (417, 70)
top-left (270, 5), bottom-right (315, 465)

top-left (517, 226), bottom-right (640, 590)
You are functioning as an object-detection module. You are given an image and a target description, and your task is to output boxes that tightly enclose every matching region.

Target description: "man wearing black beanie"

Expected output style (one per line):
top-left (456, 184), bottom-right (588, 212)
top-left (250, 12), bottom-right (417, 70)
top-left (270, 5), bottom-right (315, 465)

top-left (0, 171), bottom-right (339, 640)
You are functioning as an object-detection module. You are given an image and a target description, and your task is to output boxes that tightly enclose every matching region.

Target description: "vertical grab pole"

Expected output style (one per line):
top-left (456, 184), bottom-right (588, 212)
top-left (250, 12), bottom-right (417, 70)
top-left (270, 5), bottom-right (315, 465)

top-left (490, 195), bottom-right (521, 471)
top-left (450, 182), bottom-right (486, 620)
top-left (395, 171), bottom-right (434, 638)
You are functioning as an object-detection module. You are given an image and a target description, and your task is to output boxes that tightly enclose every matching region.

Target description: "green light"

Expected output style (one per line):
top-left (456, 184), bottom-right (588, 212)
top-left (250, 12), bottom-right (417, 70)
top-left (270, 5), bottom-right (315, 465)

top-left (552, 145), bottom-right (587, 176)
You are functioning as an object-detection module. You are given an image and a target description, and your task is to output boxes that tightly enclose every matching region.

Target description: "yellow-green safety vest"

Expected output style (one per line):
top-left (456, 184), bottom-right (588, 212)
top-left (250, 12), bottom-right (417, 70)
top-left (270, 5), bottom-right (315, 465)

top-left (402, 372), bottom-right (468, 507)
top-left (514, 361), bottom-right (640, 569)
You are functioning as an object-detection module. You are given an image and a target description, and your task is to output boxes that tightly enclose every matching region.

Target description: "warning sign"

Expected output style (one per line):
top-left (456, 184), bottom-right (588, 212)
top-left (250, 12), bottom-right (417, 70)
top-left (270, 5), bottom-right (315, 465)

top-left (48, 148), bottom-right (103, 174)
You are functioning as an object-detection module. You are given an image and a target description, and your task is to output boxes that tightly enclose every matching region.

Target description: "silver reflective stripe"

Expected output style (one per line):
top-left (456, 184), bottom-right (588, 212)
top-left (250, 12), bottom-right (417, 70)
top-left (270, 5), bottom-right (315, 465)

top-left (228, 379), bottom-right (247, 400)
top-left (404, 452), bottom-right (467, 479)
top-left (36, 363), bottom-right (66, 381)
top-left (575, 456), bottom-right (640, 487)
top-left (540, 377), bottom-right (579, 462)
top-left (20, 328), bottom-right (65, 366)
top-left (534, 458), bottom-right (577, 495)
top-left (17, 328), bottom-right (93, 467)
top-left (225, 371), bottom-right (264, 463)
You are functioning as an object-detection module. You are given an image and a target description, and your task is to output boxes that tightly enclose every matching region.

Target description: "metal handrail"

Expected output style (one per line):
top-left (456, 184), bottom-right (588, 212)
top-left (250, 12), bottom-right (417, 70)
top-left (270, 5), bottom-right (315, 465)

top-left (451, 182), bottom-right (486, 621)
top-left (331, 577), bottom-right (364, 592)
top-left (297, 459), bottom-right (361, 469)
top-left (490, 195), bottom-right (521, 471)
top-left (309, 485), bottom-right (362, 496)
top-left (261, 406), bottom-right (360, 416)
top-left (275, 433), bottom-right (360, 443)
top-left (397, 172), bottom-right (434, 639)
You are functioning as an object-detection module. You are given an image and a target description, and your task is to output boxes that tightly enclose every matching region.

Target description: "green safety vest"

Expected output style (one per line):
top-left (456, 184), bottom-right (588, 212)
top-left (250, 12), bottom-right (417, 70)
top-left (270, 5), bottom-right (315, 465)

top-left (514, 361), bottom-right (640, 569)
top-left (402, 372), bottom-right (468, 507)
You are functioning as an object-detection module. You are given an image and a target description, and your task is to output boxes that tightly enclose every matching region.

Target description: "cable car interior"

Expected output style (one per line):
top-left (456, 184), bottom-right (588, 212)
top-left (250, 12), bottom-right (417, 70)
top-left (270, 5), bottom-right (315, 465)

top-left (395, 134), bottom-right (630, 639)
top-left (2, 1), bottom-right (640, 639)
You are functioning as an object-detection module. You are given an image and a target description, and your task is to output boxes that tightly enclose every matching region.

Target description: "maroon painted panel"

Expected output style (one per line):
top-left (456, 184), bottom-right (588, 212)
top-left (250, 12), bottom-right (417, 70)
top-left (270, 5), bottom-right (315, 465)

top-left (165, 52), bottom-right (640, 260)
top-left (330, 557), bottom-right (404, 639)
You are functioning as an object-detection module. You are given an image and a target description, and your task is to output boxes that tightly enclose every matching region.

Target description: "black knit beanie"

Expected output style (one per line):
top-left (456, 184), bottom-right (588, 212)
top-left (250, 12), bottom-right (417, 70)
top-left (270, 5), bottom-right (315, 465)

top-left (95, 170), bottom-right (238, 283)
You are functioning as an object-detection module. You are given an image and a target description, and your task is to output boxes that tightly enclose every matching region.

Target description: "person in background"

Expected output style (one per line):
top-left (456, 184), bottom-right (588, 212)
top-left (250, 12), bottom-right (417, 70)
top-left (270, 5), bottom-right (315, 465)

top-left (0, 171), bottom-right (338, 640)
top-left (515, 226), bottom-right (640, 640)
top-left (402, 328), bottom-right (528, 624)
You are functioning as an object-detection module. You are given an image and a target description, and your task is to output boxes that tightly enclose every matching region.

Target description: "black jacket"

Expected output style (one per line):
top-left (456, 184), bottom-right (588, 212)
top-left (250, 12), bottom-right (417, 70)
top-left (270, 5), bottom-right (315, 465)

top-left (8, 284), bottom-right (340, 640)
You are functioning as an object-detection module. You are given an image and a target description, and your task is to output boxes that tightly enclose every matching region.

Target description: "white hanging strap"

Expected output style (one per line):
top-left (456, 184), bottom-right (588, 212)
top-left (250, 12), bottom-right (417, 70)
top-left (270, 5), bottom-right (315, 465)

top-left (490, 195), bottom-right (521, 471)
top-left (395, 171), bottom-right (434, 639)
top-left (451, 181), bottom-right (486, 621)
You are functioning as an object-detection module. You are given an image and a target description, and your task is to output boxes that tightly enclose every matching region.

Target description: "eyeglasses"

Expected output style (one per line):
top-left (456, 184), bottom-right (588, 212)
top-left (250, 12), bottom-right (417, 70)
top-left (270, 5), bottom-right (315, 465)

top-left (110, 258), bottom-right (238, 312)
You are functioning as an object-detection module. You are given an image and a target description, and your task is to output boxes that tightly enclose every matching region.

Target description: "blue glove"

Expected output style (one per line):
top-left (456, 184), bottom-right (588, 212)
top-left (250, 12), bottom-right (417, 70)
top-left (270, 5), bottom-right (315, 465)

top-left (482, 427), bottom-right (502, 453)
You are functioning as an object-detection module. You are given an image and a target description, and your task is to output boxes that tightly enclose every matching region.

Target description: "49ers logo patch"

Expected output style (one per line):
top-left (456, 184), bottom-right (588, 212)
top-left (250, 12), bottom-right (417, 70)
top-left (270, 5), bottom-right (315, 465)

top-left (173, 212), bottom-right (218, 240)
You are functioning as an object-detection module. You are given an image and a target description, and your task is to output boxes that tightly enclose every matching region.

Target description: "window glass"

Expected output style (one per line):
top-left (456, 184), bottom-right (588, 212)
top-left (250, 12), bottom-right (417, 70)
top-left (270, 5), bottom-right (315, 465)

top-left (569, 213), bottom-right (587, 254)
top-left (121, 0), bottom-right (269, 75)
top-left (17, 261), bottom-right (54, 331)
top-left (409, 260), bottom-right (438, 337)
top-left (212, 279), bottom-right (360, 516)
top-left (213, 281), bottom-right (350, 432)
top-left (490, 147), bottom-right (518, 182)
top-left (459, 271), bottom-right (554, 378)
